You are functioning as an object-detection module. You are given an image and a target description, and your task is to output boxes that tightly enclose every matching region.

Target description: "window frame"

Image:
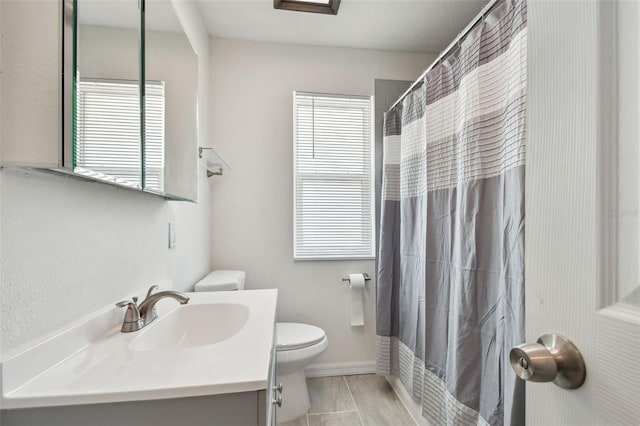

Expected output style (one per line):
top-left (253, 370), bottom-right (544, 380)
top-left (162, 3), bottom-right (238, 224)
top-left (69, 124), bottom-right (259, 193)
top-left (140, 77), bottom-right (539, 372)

top-left (292, 91), bottom-right (376, 261)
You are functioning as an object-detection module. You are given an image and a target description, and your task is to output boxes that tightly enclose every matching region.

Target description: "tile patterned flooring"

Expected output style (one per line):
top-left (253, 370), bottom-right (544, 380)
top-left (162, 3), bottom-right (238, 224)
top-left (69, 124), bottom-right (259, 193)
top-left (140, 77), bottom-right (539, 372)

top-left (279, 374), bottom-right (416, 426)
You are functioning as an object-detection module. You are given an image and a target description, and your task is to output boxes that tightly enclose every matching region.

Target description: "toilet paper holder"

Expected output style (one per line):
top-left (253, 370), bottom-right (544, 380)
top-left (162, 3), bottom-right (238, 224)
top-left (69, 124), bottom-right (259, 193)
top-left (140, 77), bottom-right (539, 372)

top-left (342, 273), bottom-right (371, 283)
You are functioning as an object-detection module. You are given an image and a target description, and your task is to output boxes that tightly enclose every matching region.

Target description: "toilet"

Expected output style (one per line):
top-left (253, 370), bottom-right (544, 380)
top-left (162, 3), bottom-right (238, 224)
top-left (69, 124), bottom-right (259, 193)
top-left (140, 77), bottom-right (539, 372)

top-left (194, 270), bottom-right (329, 423)
top-left (275, 322), bottom-right (328, 422)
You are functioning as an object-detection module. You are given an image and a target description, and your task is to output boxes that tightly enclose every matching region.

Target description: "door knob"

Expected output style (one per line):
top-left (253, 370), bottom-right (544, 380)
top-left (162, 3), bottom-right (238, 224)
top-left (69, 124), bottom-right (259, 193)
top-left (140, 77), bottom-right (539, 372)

top-left (510, 333), bottom-right (586, 389)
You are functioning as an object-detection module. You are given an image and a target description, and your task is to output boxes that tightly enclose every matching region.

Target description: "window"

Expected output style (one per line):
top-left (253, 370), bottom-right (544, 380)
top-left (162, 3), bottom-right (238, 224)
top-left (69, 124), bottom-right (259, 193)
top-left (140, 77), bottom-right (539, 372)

top-left (293, 92), bottom-right (374, 259)
top-left (74, 79), bottom-right (165, 192)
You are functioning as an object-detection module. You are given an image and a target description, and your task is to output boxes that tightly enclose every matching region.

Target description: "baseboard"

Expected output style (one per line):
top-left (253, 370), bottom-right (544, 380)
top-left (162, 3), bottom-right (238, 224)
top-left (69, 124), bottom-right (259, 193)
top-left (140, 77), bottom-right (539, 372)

top-left (386, 374), bottom-right (431, 426)
top-left (304, 361), bottom-right (377, 378)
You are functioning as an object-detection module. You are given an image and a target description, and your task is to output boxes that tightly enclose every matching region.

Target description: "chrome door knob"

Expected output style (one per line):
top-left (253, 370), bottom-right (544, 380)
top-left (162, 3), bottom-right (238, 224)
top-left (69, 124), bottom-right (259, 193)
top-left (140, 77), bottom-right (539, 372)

top-left (510, 333), bottom-right (586, 389)
top-left (273, 383), bottom-right (283, 394)
top-left (272, 396), bottom-right (283, 407)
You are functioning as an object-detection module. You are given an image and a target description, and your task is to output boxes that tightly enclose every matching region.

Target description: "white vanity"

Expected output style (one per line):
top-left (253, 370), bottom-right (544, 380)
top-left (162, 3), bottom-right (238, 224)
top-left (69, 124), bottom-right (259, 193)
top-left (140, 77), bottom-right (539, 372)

top-left (0, 289), bottom-right (279, 426)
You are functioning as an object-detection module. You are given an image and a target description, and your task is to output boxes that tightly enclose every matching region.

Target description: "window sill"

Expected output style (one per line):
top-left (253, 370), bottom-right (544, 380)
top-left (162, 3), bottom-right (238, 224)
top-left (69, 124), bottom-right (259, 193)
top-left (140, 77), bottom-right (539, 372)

top-left (293, 256), bottom-right (376, 262)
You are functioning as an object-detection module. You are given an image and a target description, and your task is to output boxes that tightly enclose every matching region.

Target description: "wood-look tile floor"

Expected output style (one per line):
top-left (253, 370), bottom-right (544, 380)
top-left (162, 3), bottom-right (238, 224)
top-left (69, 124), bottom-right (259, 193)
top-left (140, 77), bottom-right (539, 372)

top-left (279, 374), bottom-right (416, 426)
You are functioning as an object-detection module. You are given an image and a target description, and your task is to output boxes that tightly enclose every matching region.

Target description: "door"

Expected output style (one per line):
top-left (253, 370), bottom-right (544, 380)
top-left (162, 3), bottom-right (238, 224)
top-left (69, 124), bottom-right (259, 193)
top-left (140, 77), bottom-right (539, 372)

top-left (526, 0), bottom-right (640, 424)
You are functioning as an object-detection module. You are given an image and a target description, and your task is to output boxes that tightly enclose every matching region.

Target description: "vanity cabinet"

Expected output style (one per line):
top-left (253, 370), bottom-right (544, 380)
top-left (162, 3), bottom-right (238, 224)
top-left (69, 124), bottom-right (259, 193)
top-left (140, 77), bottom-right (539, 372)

top-left (259, 337), bottom-right (280, 426)
top-left (1, 391), bottom-right (274, 426)
top-left (1, 335), bottom-right (279, 426)
top-left (0, 1), bottom-right (61, 168)
top-left (0, 291), bottom-right (280, 426)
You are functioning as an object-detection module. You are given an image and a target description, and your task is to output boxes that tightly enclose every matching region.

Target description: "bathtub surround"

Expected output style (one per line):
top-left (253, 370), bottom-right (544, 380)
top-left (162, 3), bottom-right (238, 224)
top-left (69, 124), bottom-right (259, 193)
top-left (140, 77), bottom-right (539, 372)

top-left (0, 1), bottom-right (212, 356)
top-left (209, 38), bottom-right (435, 367)
top-left (377, 0), bottom-right (527, 424)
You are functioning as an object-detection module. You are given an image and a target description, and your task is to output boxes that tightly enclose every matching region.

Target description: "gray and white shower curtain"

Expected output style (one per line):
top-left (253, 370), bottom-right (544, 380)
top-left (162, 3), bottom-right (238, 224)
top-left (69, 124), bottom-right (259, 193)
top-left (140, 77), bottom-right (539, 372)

top-left (376, 0), bottom-right (527, 425)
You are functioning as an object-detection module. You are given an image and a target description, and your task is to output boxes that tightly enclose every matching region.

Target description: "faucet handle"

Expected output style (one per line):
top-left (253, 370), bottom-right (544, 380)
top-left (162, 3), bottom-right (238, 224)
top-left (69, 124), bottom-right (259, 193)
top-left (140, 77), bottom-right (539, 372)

top-left (115, 297), bottom-right (138, 307)
top-left (116, 299), bottom-right (135, 309)
top-left (115, 300), bottom-right (143, 332)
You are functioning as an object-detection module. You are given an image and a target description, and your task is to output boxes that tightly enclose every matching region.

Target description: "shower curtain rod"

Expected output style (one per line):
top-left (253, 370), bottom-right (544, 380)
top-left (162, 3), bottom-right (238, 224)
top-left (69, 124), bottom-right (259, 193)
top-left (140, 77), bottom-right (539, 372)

top-left (388, 0), bottom-right (503, 112)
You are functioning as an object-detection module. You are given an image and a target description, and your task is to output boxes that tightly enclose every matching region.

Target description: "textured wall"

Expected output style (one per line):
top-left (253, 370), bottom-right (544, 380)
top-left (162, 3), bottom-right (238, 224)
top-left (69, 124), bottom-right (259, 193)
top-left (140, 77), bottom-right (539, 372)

top-left (0, 0), bottom-right (59, 167)
top-left (209, 38), bottom-right (433, 365)
top-left (0, 1), bottom-right (212, 356)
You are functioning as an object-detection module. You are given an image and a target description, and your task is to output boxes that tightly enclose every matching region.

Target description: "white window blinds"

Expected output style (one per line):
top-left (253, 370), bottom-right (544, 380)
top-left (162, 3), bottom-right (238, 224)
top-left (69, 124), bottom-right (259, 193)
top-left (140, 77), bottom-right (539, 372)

top-left (74, 79), bottom-right (165, 191)
top-left (293, 92), bottom-right (374, 259)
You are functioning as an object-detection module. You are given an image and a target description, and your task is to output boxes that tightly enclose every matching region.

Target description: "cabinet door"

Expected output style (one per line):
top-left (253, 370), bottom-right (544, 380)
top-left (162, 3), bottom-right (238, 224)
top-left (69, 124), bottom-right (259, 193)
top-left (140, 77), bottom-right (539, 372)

top-left (70, 0), bottom-right (143, 188)
top-left (142, 0), bottom-right (198, 200)
top-left (258, 330), bottom-right (278, 426)
top-left (1, 1), bottom-right (61, 168)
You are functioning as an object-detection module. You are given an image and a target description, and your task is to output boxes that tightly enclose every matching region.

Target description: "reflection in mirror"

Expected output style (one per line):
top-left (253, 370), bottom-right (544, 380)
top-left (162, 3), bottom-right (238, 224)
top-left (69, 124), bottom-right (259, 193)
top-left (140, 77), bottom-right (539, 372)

top-left (144, 0), bottom-right (198, 200)
top-left (75, 0), bottom-right (142, 188)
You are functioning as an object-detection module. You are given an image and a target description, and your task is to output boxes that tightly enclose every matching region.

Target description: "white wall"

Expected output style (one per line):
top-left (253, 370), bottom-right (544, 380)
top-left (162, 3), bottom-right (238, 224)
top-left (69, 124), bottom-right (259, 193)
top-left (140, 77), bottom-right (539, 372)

top-left (209, 38), bottom-right (433, 365)
top-left (0, 1), bottom-right (212, 357)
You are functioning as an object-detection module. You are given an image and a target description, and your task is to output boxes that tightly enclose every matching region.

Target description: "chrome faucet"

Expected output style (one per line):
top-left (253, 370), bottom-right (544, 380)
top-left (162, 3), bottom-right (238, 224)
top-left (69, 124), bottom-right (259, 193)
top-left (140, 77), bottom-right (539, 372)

top-left (116, 285), bottom-right (190, 333)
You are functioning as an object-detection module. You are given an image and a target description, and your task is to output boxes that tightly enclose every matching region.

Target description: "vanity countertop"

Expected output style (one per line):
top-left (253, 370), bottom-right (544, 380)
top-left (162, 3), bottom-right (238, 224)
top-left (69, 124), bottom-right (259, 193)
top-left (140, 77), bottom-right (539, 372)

top-left (0, 289), bottom-right (278, 409)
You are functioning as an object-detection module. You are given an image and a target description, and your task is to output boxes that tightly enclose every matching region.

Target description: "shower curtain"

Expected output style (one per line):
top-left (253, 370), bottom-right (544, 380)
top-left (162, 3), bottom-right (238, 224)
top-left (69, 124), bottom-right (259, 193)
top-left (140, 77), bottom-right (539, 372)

top-left (376, 0), bottom-right (527, 425)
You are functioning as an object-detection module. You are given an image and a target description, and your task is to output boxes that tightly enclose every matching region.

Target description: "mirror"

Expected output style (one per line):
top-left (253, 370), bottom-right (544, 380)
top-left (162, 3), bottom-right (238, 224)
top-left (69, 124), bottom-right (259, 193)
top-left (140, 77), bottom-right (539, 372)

top-left (144, 0), bottom-right (198, 200)
top-left (64, 0), bottom-right (198, 201)
top-left (73, 0), bottom-right (142, 188)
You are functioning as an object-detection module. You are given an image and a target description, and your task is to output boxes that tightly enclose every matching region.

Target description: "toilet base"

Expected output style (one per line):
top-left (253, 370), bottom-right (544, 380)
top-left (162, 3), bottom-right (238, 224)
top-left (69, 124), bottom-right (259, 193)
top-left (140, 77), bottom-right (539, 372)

top-left (276, 370), bottom-right (309, 423)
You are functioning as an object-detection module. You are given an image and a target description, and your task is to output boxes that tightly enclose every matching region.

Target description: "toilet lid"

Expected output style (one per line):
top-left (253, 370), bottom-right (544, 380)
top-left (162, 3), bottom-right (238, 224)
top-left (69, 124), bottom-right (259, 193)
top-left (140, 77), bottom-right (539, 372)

top-left (194, 270), bottom-right (245, 292)
top-left (277, 322), bottom-right (326, 351)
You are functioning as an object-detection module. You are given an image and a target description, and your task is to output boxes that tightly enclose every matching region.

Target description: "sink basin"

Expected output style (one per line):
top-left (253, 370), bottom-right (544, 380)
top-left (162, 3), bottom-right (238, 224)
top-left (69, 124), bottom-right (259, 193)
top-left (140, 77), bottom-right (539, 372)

top-left (130, 303), bottom-right (250, 351)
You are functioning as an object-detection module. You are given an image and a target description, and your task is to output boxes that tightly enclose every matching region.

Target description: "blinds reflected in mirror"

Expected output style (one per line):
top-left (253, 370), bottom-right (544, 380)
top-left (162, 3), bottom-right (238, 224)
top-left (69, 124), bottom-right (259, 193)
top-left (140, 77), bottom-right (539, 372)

top-left (74, 79), bottom-right (165, 191)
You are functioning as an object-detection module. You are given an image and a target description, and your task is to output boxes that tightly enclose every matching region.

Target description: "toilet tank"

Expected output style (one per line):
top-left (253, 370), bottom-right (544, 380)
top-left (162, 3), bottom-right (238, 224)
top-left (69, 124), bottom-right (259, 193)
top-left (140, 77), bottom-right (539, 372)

top-left (194, 270), bottom-right (246, 292)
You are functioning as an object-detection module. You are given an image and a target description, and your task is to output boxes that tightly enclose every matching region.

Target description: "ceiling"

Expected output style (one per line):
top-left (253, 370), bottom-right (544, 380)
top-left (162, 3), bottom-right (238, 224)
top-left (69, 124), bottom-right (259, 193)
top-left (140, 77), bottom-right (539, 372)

top-left (196, 0), bottom-right (490, 53)
top-left (79, 1), bottom-right (183, 32)
top-left (78, 0), bottom-right (490, 54)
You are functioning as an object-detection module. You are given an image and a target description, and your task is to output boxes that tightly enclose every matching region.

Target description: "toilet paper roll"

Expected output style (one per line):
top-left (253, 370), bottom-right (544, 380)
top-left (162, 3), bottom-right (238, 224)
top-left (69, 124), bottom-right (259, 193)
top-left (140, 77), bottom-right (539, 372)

top-left (348, 273), bottom-right (366, 327)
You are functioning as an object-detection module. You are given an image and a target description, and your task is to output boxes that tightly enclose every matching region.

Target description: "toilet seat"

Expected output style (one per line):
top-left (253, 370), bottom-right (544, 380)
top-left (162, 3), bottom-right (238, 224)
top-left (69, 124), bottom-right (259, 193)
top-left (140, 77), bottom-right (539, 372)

top-left (277, 322), bottom-right (326, 351)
